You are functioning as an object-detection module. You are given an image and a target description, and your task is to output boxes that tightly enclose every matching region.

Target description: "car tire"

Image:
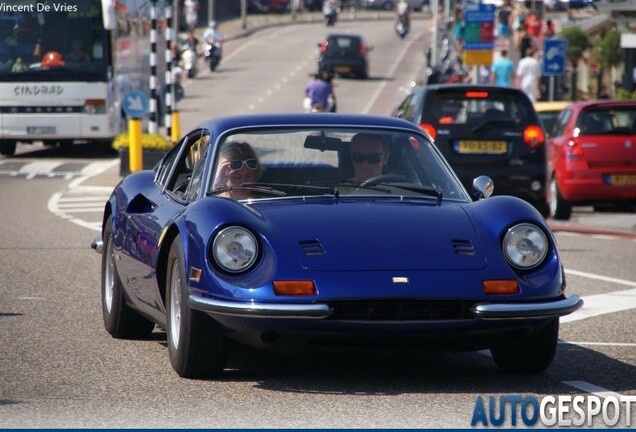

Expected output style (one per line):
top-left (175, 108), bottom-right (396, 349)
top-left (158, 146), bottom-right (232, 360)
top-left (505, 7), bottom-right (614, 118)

top-left (166, 235), bottom-right (228, 378)
top-left (0, 140), bottom-right (17, 156)
top-left (491, 318), bottom-right (559, 374)
top-left (549, 177), bottom-right (572, 220)
top-left (102, 218), bottom-right (156, 339)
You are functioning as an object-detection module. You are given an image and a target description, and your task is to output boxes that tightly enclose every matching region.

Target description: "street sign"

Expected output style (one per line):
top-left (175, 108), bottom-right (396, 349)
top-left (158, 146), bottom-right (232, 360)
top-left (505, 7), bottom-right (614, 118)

top-left (122, 90), bottom-right (149, 119)
top-left (542, 39), bottom-right (567, 77)
top-left (463, 3), bottom-right (496, 67)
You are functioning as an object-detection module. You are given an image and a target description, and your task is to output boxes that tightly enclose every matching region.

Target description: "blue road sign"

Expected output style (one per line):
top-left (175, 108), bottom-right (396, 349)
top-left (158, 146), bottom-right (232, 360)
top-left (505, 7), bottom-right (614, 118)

top-left (122, 90), bottom-right (149, 118)
top-left (542, 39), bottom-right (567, 76)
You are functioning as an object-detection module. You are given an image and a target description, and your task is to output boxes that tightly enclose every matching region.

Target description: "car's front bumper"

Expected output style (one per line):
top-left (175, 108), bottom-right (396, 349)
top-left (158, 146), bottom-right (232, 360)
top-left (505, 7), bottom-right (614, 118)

top-left (189, 293), bottom-right (583, 321)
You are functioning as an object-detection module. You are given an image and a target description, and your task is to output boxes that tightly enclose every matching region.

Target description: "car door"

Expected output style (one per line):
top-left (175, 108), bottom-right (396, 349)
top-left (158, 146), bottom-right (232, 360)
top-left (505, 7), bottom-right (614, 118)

top-left (120, 129), bottom-right (209, 318)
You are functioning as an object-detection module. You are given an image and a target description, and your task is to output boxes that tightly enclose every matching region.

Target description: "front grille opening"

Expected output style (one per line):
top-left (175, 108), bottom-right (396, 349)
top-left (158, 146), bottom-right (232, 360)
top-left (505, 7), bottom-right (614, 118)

top-left (327, 299), bottom-right (477, 321)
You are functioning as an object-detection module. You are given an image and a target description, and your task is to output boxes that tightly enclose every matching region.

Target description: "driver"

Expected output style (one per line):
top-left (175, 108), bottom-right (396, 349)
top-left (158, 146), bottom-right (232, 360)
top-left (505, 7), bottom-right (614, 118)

top-left (349, 133), bottom-right (390, 184)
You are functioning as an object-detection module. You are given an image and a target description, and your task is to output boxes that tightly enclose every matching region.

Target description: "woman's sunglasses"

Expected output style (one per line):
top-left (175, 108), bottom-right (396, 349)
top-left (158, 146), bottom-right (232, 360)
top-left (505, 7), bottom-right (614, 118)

top-left (351, 152), bottom-right (383, 164)
top-left (229, 159), bottom-right (259, 171)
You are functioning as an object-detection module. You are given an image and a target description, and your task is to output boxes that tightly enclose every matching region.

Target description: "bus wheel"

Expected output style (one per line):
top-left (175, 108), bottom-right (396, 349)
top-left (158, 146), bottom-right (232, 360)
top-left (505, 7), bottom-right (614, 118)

top-left (0, 141), bottom-right (17, 156)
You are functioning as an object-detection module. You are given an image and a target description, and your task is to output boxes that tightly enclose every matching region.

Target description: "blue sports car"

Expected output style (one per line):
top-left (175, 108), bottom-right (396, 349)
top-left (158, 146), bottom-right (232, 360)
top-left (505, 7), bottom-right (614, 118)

top-left (92, 113), bottom-right (583, 378)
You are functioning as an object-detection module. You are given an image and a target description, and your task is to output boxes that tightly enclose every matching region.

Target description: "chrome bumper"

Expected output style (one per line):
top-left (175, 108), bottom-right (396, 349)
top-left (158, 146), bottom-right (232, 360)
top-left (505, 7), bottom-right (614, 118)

top-left (189, 294), bottom-right (331, 319)
top-left (471, 294), bottom-right (583, 320)
top-left (91, 237), bottom-right (103, 254)
top-left (190, 293), bottom-right (583, 321)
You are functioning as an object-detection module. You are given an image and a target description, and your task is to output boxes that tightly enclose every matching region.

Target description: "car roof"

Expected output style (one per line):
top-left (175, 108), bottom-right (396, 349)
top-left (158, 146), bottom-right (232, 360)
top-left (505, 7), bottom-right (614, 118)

top-left (413, 84), bottom-right (529, 95)
top-left (197, 113), bottom-right (423, 135)
top-left (534, 101), bottom-right (571, 112)
top-left (326, 33), bottom-right (363, 40)
top-left (566, 100), bottom-right (636, 110)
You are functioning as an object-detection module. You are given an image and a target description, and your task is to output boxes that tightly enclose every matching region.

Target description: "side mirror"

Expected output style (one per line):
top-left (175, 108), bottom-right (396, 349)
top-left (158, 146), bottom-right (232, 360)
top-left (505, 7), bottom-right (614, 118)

top-left (472, 175), bottom-right (494, 200)
top-left (366, 44), bottom-right (374, 52)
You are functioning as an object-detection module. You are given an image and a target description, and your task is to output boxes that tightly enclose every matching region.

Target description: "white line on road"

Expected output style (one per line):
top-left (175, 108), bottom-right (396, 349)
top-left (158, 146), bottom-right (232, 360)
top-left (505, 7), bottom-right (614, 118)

top-left (562, 381), bottom-right (624, 399)
top-left (562, 341), bottom-right (636, 347)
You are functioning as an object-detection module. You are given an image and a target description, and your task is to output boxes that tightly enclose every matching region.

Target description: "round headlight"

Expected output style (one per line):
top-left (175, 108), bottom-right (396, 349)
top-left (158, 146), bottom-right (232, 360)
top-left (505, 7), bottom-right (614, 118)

top-left (503, 223), bottom-right (548, 270)
top-left (212, 227), bottom-right (258, 273)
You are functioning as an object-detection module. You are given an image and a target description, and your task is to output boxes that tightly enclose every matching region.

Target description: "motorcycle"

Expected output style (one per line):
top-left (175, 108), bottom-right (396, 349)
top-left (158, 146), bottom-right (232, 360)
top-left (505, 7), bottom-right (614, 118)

top-left (203, 37), bottom-right (221, 71)
top-left (323, 2), bottom-right (339, 26)
top-left (303, 95), bottom-right (336, 113)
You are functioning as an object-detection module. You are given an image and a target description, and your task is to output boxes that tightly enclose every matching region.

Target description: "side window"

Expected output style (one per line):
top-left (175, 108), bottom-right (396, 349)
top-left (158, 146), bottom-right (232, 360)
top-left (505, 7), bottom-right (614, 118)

top-left (553, 109), bottom-right (571, 137)
top-left (165, 129), bottom-right (211, 198)
top-left (184, 134), bottom-right (212, 202)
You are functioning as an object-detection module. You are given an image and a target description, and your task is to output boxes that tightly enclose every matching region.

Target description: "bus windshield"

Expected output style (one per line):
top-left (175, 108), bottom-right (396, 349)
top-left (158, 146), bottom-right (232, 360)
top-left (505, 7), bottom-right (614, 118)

top-left (0, 0), bottom-right (107, 81)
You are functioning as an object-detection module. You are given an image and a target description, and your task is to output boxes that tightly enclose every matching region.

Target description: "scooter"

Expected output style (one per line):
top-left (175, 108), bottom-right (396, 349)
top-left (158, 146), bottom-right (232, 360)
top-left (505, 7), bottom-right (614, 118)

top-left (396, 16), bottom-right (409, 39)
top-left (180, 44), bottom-right (198, 79)
top-left (204, 37), bottom-right (221, 71)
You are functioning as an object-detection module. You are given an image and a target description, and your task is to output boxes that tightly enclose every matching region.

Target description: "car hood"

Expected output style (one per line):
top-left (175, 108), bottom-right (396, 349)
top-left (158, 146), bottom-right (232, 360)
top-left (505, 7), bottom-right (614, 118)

top-left (251, 199), bottom-right (487, 271)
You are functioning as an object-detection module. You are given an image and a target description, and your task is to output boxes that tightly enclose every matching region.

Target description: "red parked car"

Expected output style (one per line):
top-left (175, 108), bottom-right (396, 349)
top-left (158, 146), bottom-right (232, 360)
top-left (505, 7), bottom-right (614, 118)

top-left (546, 100), bottom-right (636, 220)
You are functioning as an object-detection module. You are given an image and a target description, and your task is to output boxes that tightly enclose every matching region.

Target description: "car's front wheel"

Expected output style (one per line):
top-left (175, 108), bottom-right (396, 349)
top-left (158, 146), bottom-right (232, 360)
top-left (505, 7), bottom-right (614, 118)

top-left (549, 177), bottom-right (572, 220)
top-left (102, 218), bottom-right (156, 339)
top-left (491, 318), bottom-right (559, 374)
top-left (166, 235), bottom-right (228, 378)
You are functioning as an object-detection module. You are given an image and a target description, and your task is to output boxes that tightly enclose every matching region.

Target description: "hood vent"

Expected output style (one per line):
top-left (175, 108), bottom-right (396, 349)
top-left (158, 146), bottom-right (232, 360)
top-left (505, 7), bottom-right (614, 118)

top-left (300, 240), bottom-right (325, 256)
top-left (452, 239), bottom-right (475, 256)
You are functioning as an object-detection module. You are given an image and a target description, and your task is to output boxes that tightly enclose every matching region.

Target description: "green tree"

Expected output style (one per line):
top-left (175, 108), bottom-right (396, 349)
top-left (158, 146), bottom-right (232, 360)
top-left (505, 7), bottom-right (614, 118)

top-left (596, 29), bottom-right (624, 69)
top-left (560, 26), bottom-right (591, 65)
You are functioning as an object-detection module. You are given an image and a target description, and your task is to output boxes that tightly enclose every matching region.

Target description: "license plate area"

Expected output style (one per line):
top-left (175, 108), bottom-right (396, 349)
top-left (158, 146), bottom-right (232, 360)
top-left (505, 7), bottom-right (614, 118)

top-left (334, 66), bottom-right (351, 73)
top-left (607, 174), bottom-right (636, 185)
top-left (27, 126), bottom-right (56, 134)
top-left (456, 140), bottom-right (507, 154)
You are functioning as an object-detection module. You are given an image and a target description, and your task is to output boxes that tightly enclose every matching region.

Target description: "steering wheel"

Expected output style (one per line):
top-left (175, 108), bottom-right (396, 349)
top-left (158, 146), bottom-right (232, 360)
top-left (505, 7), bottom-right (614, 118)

top-left (360, 173), bottom-right (408, 187)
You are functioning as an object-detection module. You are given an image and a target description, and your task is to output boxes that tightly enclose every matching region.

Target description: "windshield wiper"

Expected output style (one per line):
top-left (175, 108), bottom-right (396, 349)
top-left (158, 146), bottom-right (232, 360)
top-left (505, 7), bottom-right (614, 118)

top-left (206, 184), bottom-right (287, 197)
top-left (472, 119), bottom-right (518, 134)
top-left (246, 182), bottom-right (340, 198)
top-left (389, 184), bottom-right (443, 202)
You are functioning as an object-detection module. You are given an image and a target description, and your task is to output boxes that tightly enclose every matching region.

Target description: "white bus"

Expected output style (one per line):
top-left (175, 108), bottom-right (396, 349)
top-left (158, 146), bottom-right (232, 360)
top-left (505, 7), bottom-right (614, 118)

top-left (0, 0), bottom-right (166, 156)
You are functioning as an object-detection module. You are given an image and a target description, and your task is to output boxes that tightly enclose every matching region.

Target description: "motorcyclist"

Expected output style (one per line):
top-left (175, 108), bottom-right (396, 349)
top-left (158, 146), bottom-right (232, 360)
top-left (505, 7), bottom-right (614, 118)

top-left (396, 0), bottom-right (410, 28)
top-left (203, 20), bottom-right (223, 59)
top-left (304, 69), bottom-right (335, 113)
top-left (323, 0), bottom-right (340, 26)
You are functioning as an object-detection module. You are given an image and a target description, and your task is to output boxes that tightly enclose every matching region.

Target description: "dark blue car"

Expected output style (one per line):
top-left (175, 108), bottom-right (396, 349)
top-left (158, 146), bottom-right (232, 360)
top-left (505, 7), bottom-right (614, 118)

top-left (93, 113), bottom-right (582, 378)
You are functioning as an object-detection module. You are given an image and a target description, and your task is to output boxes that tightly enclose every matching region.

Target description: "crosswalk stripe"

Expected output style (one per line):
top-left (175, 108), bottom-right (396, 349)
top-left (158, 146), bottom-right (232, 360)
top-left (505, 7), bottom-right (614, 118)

top-left (19, 161), bottom-right (64, 179)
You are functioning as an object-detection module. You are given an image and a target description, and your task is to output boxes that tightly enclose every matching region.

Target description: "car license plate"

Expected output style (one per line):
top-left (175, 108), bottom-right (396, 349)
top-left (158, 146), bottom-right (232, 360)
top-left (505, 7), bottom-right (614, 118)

top-left (609, 174), bottom-right (636, 185)
top-left (334, 66), bottom-right (351, 73)
top-left (27, 126), bottom-right (56, 134)
top-left (457, 140), bottom-right (507, 154)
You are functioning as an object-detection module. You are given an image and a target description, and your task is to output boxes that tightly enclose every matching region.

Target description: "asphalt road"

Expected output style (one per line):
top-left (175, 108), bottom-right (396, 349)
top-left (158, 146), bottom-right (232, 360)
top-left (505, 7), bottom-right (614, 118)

top-left (0, 17), bottom-right (635, 429)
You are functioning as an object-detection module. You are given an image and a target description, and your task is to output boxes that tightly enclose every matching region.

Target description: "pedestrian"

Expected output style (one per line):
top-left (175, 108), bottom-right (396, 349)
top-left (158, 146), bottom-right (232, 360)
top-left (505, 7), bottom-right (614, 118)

top-left (516, 24), bottom-right (535, 60)
top-left (516, 46), bottom-right (541, 103)
top-left (453, 7), bottom-right (464, 58)
top-left (490, 50), bottom-right (516, 87)
top-left (183, 0), bottom-right (199, 33)
top-left (544, 19), bottom-right (556, 39)
top-left (497, 0), bottom-right (513, 45)
top-left (561, 9), bottom-right (576, 27)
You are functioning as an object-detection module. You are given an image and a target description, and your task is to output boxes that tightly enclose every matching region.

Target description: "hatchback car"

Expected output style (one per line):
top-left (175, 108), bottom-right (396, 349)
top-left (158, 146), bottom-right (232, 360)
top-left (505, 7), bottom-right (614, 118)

top-left (547, 100), bottom-right (636, 220)
top-left (318, 33), bottom-right (372, 79)
top-left (92, 113), bottom-right (581, 378)
top-left (392, 84), bottom-right (548, 216)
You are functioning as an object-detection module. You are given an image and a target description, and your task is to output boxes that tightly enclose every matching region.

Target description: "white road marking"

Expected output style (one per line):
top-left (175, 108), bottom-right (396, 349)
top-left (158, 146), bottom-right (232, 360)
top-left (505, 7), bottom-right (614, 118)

top-left (566, 269), bottom-right (636, 288)
top-left (563, 341), bottom-right (636, 347)
top-left (19, 161), bottom-right (64, 179)
top-left (562, 381), bottom-right (623, 399)
top-left (561, 287), bottom-right (636, 323)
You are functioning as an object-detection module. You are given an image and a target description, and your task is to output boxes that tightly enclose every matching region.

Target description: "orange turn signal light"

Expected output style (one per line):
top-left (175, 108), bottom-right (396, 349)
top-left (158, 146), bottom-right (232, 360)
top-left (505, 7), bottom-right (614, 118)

top-left (482, 280), bottom-right (519, 295)
top-left (273, 280), bottom-right (316, 296)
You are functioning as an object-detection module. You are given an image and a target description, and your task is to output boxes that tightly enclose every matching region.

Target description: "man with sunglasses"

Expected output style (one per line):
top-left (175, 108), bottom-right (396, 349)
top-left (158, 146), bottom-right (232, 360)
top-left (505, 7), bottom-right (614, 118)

top-left (349, 133), bottom-right (390, 184)
top-left (212, 141), bottom-right (263, 199)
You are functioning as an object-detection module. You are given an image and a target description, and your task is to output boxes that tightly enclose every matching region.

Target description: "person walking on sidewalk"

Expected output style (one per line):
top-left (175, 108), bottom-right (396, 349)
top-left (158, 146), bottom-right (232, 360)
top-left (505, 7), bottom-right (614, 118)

top-left (490, 50), bottom-right (516, 87)
top-left (516, 46), bottom-right (541, 102)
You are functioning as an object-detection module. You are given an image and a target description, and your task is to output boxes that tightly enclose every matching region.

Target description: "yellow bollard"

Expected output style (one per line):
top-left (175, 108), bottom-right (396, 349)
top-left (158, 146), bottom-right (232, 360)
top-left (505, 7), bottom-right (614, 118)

top-left (171, 111), bottom-right (181, 143)
top-left (128, 118), bottom-right (142, 173)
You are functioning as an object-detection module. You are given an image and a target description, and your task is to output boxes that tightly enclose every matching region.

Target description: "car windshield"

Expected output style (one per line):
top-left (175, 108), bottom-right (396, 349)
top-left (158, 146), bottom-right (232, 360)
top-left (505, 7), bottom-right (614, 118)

top-left (427, 90), bottom-right (532, 126)
top-left (208, 127), bottom-right (469, 202)
top-left (576, 107), bottom-right (636, 135)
